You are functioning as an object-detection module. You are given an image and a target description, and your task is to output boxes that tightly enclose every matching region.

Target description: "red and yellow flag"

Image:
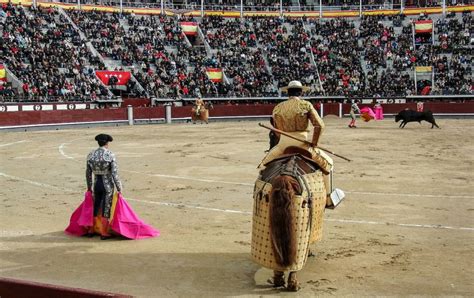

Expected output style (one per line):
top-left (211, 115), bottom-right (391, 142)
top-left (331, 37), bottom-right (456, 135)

top-left (415, 20), bottom-right (433, 33)
top-left (0, 65), bottom-right (6, 82)
top-left (206, 68), bottom-right (223, 82)
top-left (180, 22), bottom-right (198, 36)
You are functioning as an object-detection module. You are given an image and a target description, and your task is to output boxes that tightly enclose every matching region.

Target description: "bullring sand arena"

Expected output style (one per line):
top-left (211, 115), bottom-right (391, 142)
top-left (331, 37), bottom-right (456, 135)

top-left (0, 118), bottom-right (473, 297)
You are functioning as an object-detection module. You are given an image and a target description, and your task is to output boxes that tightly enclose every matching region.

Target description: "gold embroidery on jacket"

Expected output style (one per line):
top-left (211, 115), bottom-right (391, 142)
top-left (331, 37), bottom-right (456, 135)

top-left (273, 97), bottom-right (324, 132)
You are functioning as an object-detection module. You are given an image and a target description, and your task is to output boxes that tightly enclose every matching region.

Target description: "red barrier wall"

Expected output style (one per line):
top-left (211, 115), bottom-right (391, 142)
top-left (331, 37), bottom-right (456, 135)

top-left (0, 108), bottom-right (127, 126)
top-left (172, 104), bottom-right (275, 118)
top-left (323, 103), bottom-right (340, 116)
top-left (0, 277), bottom-right (131, 298)
top-left (123, 98), bottom-right (151, 107)
top-left (1, 102), bottom-right (473, 128)
top-left (134, 107), bottom-right (166, 119)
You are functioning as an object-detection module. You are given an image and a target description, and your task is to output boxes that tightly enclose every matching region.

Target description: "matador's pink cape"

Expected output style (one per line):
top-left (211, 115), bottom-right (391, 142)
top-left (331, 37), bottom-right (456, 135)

top-left (374, 105), bottom-right (384, 120)
top-left (65, 191), bottom-right (159, 240)
top-left (360, 107), bottom-right (376, 122)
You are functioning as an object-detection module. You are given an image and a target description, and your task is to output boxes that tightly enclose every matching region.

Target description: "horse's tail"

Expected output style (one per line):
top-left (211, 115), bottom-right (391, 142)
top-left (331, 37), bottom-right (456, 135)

top-left (269, 175), bottom-right (300, 267)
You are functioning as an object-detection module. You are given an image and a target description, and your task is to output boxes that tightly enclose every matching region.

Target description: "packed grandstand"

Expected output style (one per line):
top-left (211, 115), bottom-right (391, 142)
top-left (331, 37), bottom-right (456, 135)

top-left (0, 1), bottom-right (472, 102)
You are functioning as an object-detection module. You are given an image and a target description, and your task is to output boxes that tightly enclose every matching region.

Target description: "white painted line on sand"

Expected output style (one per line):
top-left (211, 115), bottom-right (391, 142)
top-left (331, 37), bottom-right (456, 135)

top-left (58, 142), bottom-right (474, 200)
top-left (127, 198), bottom-right (474, 232)
top-left (127, 198), bottom-right (250, 214)
top-left (0, 140), bottom-right (28, 148)
top-left (0, 265), bottom-right (35, 272)
top-left (59, 138), bottom-right (87, 161)
top-left (125, 170), bottom-right (473, 199)
top-left (345, 191), bottom-right (474, 199)
top-left (0, 230), bottom-right (34, 237)
top-left (326, 218), bottom-right (474, 231)
top-left (2, 171), bottom-right (472, 232)
top-left (0, 172), bottom-right (75, 192)
top-left (59, 143), bottom-right (76, 160)
top-left (124, 170), bottom-right (252, 186)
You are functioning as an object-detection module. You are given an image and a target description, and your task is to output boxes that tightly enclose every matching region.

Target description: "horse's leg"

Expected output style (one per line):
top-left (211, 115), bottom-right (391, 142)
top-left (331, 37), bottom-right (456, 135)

top-left (287, 271), bottom-right (300, 291)
top-left (269, 270), bottom-right (285, 287)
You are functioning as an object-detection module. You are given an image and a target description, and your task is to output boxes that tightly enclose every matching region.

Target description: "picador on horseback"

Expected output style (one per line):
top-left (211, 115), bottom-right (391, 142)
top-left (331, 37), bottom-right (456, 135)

top-left (194, 96), bottom-right (205, 116)
top-left (252, 81), bottom-right (346, 291)
top-left (191, 97), bottom-right (213, 124)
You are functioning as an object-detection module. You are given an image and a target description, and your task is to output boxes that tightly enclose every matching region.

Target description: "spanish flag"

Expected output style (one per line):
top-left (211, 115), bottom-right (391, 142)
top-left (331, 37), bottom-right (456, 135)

top-left (0, 65), bottom-right (6, 82)
top-left (414, 20), bottom-right (433, 33)
top-left (206, 68), bottom-right (223, 82)
top-left (180, 22), bottom-right (198, 36)
top-left (415, 66), bottom-right (432, 73)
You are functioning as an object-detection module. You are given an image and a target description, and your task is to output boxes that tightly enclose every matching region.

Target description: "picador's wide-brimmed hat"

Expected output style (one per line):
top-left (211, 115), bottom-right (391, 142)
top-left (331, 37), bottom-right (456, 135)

top-left (280, 80), bottom-right (310, 92)
top-left (95, 134), bottom-right (113, 143)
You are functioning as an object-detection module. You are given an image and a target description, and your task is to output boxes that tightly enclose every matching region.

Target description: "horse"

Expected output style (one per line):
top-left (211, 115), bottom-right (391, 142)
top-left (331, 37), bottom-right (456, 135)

top-left (191, 102), bottom-right (213, 124)
top-left (252, 147), bottom-right (328, 291)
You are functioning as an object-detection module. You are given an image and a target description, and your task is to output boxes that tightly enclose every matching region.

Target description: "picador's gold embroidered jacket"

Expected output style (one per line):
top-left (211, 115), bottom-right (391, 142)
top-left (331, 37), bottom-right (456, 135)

top-left (272, 96), bottom-right (324, 135)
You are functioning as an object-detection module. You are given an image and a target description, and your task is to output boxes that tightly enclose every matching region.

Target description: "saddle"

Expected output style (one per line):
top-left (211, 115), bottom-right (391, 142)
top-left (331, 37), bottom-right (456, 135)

top-left (260, 150), bottom-right (320, 192)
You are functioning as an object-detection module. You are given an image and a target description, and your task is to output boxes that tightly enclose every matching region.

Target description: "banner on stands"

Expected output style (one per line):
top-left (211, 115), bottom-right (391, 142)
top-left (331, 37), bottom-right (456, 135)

top-left (414, 20), bottom-right (433, 33)
top-left (180, 22), bottom-right (198, 36)
top-left (0, 65), bottom-right (6, 82)
top-left (206, 68), bottom-right (223, 82)
top-left (95, 71), bottom-right (131, 85)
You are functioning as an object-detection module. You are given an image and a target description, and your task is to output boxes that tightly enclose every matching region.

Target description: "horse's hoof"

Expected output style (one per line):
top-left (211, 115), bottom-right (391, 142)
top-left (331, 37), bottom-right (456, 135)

top-left (286, 281), bottom-right (301, 292)
top-left (268, 272), bottom-right (285, 288)
top-left (267, 277), bottom-right (285, 288)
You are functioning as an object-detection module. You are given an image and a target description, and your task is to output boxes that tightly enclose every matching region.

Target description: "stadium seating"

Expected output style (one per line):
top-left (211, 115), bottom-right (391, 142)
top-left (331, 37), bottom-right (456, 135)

top-left (0, 2), bottom-right (472, 102)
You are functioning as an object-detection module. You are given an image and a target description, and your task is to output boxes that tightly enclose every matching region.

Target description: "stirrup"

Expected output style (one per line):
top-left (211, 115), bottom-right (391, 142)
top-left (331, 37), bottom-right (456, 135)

top-left (326, 188), bottom-right (345, 209)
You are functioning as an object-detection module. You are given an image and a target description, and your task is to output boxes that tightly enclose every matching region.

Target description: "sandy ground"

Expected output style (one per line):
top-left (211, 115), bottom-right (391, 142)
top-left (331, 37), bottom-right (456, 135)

top-left (0, 117), bottom-right (473, 297)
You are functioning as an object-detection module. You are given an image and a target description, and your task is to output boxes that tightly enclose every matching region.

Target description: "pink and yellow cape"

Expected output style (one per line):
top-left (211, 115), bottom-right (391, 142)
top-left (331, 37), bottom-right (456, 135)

top-left (360, 107), bottom-right (376, 122)
top-left (65, 192), bottom-right (159, 240)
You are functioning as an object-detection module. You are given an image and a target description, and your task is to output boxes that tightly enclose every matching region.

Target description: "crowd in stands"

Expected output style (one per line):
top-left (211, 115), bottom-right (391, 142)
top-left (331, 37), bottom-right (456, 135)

top-left (0, 4), bottom-right (109, 102)
top-left (0, 2), bottom-right (472, 102)
top-left (128, 14), bottom-right (230, 98)
top-left (308, 18), bottom-right (364, 96)
top-left (201, 16), bottom-right (276, 97)
top-left (431, 11), bottom-right (472, 95)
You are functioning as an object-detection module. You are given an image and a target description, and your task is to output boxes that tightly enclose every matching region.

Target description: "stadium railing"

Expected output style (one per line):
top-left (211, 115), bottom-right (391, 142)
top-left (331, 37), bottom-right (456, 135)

top-left (21, 0), bottom-right (473, 17)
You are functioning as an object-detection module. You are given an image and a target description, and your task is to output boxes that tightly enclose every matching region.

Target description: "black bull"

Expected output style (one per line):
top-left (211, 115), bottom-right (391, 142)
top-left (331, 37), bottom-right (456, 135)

top-left (395, 109), bottom-right (440, 129)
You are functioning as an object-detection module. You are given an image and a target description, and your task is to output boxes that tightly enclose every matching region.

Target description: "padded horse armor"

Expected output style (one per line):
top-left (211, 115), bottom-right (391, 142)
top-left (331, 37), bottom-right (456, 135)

top-left (251, 153), bottom-right (327, 272)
